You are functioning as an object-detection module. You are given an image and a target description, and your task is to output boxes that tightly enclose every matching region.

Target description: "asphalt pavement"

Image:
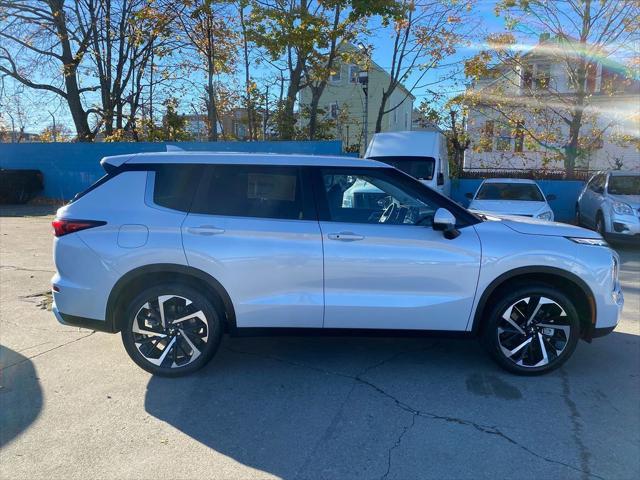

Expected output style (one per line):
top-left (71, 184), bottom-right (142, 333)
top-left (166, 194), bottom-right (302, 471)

top-left (1, 206), bottom-right (638, 479)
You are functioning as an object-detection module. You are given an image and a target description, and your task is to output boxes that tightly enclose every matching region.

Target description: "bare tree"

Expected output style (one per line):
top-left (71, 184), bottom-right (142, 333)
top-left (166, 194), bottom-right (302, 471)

top-left (373, 0), bottom-right (474, 133)
top-left (0, 0), bottom-right (97, 140)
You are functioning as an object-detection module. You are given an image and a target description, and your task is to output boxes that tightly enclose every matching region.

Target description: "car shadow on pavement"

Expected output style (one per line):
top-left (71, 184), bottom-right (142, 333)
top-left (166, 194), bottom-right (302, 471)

top-left (0, 204), bottom-right (61, 217)
top-left (143, 335), bottom-right (515, 478)
top-left (144, 331), bottom-right (639, 479)
top-left (0, 345), bottom-right (43, 448)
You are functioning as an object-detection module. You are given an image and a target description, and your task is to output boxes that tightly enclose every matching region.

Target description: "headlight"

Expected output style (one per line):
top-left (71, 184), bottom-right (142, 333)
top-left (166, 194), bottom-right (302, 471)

top-left (612, 201), bottom-right (633, 215)
top-left (568, 237), bottom-right (608, 246)
top-left (537, 211), bottom-right (553, 221)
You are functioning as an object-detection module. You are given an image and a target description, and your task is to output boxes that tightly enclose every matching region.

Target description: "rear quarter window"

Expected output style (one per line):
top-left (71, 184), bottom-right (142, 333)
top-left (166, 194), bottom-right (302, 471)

top-left (153, 165), bottom-right (202, 212)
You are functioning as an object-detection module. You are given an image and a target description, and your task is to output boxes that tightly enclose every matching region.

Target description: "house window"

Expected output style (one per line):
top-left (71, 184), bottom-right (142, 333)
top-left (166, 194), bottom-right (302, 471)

top-left (329, 103), bottom-right (339, 119)
top-left (514, 121), bottom-right (525, 152)
top-left (496, 126), bottom-right (511, 151)
top-left (535, 64), bottom-right (551, 89)
top-left (393, 109), bottom-right (398, 125)
top-left (586, 63), bottom-right (598, 93)
top-left (330, 66), bottom-right (341, 83)
top-left (404, 111), bottom-right (408, 129)
top-left (481, 120), bottom-right (494, 152)
top-left (522, 64), bottom-right (534, 90)
top-left (349, 65), bottom-right (359, 84)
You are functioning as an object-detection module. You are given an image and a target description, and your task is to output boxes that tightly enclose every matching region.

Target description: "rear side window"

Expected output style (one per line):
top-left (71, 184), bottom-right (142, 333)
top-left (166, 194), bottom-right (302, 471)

top-left (191, 165), bottom-right (311, 220)
top-left (153, 165), bottom-right (201, 212)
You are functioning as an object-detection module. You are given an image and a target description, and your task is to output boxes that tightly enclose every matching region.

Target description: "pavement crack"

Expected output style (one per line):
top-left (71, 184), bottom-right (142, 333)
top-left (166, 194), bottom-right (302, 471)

top-left (561, 368), bottom-right (593, 480)
top-left (381, 413), bottom-right (416, 480)
top-left (1, 331), bottom-right (96, 371)
top-left (0, 265), bottom-right (55, 274)
top-left (226, 346), bottom-right (605, 480)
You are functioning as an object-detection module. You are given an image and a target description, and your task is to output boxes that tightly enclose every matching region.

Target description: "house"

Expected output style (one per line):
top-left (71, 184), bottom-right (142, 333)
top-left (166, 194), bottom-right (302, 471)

top-left (299, 47), bottom-right (415, 152)
top-left (463, 35), bottom-right (640, 172)
top-left (183, 108), bottom-right (272, 141)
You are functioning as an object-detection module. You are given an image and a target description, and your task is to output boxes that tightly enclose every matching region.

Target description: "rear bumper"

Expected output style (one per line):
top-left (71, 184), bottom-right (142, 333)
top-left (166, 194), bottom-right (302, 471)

top-left (52, 303), bottom-right (116, 333)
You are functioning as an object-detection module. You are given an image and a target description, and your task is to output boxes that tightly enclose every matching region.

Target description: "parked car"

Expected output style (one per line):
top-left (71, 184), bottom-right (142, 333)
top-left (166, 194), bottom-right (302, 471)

top-left (364, 131), bottom-right (450, 197)
top-left (466, 178), bottom-right (555, 221)
top-left (52, 153), bottom-right (622, 377)
top-left (576, 170), bottom-right (640, 242)
top-left (0, 169), bottom-right (44, 204)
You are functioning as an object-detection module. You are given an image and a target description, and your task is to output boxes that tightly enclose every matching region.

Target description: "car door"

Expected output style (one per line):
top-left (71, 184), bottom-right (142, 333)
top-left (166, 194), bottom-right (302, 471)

top-left (182, 164), bottom-right (324, 328)
top-left (313, 166), bottom-right (482, 331)
top-left (581, 174), bottom-right (605, 226)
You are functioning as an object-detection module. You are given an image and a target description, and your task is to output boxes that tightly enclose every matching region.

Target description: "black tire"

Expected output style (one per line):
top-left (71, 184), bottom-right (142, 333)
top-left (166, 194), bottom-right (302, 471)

top-left (482, 284), bottom-right (580, 376)
top-left (121, 283), bottom-right (223, 377)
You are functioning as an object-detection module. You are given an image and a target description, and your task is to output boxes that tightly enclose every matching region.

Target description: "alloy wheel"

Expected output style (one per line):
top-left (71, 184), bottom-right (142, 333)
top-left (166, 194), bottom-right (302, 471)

top-left (131, 295), bottom-right (209, 369)
top-left (496, 296), bottom-right (571, 368)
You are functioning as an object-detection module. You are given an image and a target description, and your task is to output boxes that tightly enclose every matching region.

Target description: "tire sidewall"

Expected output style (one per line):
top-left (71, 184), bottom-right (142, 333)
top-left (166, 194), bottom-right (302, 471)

top-left (483, 285), bottom-right (580, 376)
top-left (121, 283), bottom-right (223, 377)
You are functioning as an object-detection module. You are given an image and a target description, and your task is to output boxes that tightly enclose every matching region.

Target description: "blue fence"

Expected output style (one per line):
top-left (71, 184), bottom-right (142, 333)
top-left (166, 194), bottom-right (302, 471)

top-left (0, 141), bottom-right (347, 200)
top-left (0, 142), bottom-right (584, 222)
top-left (450, 178), bottom-right (584, 223)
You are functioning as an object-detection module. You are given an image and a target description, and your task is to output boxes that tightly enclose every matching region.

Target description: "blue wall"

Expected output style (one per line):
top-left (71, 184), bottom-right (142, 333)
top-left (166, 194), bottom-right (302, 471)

top-left (0, 141), bottom-right (347, 200)
top-left (450, 178), bottom-right (584, 223)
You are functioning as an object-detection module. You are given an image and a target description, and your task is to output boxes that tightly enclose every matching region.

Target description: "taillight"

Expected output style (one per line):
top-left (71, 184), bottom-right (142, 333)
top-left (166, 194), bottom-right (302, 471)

top-left (52, 219), bottom-right (106, 237)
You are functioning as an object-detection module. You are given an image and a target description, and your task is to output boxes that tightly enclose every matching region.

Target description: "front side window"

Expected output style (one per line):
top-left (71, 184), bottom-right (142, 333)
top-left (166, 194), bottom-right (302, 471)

top-left (318, 168), bottom-right (472, 227)
top-left (191, 165), bottom-right (310, 220)
top-left (589, 174), bottom-right (605, 193)
top-left (475, 182), bottom-right (544, 201)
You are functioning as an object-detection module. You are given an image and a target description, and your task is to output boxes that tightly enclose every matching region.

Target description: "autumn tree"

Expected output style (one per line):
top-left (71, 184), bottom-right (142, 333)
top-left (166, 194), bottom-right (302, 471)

top-left (464, 0), bottom-right (640, 173)
top-left (373, 0), bottom-right (474, 133)
top-left (174, 0), bottom-right (238, 141)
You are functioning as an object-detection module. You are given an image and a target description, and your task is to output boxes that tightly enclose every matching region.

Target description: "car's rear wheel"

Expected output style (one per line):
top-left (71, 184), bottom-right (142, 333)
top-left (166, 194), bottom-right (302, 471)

top-left (482, 285), bottom-right (580, 375)
top-left (121, 283), bottom-right (223, 377)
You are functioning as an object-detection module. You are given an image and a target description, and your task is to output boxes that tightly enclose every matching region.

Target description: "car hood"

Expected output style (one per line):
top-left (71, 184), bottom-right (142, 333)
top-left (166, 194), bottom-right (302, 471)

top-left (492, 215), bottom-right (602, 238)
top-left (468, 199), bottom-right (548, 216)
top-left (608, 194), bottom-right (640, 209)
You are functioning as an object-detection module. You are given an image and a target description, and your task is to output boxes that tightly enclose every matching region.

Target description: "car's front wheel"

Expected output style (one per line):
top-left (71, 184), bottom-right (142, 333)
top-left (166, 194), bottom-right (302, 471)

top-left (121, 283), bottom-right (223, 377)
top-left (482, 285), bottom-right (580, 375)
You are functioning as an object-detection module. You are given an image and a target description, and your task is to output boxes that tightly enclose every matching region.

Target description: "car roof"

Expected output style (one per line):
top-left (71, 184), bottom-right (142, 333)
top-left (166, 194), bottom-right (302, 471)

top-left (607, 170), bottom-right (640, 177)
top-left (480, 178), bottom-right (538, 185)
top-left (101, 152), bottom-right (387, 169)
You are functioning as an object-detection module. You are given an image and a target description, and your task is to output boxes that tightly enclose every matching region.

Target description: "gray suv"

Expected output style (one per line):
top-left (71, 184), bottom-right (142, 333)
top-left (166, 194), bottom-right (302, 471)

top-left (576, 170), bottom-right (640, 242)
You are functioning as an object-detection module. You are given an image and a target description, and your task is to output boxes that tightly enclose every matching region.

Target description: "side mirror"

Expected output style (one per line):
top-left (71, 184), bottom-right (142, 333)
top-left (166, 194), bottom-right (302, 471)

top-left (465, 192), bottom-right (473, 199)
top-left (433, 208), bottom-right (460, 239)
top-left (437, 172), bottom-right (445, 186)
top-left (546, 194), bottom-right (556, 201)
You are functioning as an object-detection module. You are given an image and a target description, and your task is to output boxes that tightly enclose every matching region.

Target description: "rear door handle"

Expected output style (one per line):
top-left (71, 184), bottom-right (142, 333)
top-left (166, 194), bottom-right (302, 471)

top-left (187, 226), bottom-right (225, 236)
top-left (327, 232), bottom-right (365, 241)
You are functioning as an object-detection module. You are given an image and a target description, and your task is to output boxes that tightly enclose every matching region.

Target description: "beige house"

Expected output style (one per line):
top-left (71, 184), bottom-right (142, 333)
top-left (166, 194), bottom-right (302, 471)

top-left (464, 36), bottom-right (640, 172)
top-left (299, 53), bottom-right (415, 152)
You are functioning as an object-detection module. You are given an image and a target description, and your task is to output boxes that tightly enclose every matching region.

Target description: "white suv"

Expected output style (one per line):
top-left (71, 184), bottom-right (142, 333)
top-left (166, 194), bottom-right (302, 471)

top-left (52, 153), bottom-right (623, 376)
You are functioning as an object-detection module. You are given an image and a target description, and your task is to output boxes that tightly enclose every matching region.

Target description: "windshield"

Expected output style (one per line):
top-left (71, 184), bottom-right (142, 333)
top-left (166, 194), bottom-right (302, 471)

top-left (608, 176), bottom-right (640, 195)
top-left (475, 182), bottom-right (544, 201)
top-left (369, 156), bottom-right (436, 181)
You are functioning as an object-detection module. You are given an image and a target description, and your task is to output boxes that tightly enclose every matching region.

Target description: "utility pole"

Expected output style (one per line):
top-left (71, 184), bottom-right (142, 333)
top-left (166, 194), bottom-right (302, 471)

top-left (49, 111), bottom-right (57, 142)
top-left (357, 43), bottom-right (371, 155)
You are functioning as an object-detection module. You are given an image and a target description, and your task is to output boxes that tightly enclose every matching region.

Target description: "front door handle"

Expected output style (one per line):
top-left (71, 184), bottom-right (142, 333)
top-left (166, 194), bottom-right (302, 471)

top-left (187, 226), bottom-right (225, 236)
top-left (327, 232), bottom-right (365, 241)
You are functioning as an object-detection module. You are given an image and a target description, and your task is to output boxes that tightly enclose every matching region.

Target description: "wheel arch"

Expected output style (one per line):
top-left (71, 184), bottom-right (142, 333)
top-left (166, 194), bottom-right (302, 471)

top-left (106, 263), bottom-right (236, 333)
top-left (471, 266), bottom-right (597, 339)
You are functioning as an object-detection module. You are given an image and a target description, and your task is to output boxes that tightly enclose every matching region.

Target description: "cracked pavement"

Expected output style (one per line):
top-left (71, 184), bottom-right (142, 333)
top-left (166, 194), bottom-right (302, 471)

top-left (1, 206), bottom-right (639, 480)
